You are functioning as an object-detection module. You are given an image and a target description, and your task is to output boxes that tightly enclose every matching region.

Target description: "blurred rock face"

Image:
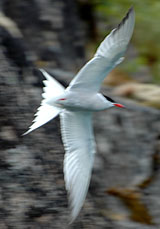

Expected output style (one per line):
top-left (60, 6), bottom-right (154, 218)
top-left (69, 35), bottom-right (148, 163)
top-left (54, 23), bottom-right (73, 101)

top-left (0, 1), bottom-right (160, 228)
top-left (113, 83), bottom-right (160, 109)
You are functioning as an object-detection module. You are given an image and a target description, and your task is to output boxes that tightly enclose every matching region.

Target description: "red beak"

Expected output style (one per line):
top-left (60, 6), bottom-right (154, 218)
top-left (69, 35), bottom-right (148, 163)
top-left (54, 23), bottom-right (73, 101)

top-left (114, 103), bottom-right (125, 108)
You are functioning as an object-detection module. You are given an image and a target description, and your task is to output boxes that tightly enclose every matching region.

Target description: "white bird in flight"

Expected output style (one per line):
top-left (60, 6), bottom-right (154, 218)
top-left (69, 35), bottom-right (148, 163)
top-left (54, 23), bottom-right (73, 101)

top-left (24, 7), bottom-right (135, 223)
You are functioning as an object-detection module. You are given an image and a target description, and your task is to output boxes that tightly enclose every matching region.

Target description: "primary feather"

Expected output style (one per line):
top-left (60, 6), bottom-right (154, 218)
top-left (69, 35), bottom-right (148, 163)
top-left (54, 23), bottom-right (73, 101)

top-left (60, 110), bottom-right (95, 222)
top-left (67, 7), bottom-right (135, 93)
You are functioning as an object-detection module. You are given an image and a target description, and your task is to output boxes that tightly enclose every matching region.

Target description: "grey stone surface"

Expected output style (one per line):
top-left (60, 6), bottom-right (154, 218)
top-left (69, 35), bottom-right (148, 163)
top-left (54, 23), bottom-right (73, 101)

top-left (0, 0), bottom-right (159, 228)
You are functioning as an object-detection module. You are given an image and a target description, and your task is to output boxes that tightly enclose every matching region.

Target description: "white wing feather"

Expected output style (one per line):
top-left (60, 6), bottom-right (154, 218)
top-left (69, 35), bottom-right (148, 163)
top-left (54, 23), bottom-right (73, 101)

top-left (60, 110), bottom-right (95, 222)
top-left (67, 7), bottom-right (135, 93)
top-left (23, 69), bottom-right (64, 135)
top-left (23, 7), bottom-right (135, 224)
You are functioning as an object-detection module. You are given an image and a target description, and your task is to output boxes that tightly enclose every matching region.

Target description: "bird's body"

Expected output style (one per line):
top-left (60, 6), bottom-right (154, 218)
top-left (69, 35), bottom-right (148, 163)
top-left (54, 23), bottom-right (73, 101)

top-left (49, 91), bottom-right (113, 111)
top-left (24, 8), bottom-right (135, 223)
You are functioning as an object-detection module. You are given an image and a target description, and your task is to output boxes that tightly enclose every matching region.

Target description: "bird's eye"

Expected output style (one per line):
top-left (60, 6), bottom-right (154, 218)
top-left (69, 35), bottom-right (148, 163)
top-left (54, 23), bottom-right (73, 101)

top-left (59, 98), bottom-right (66, 101)
top-left (103, 95), bottom-right (115, 103)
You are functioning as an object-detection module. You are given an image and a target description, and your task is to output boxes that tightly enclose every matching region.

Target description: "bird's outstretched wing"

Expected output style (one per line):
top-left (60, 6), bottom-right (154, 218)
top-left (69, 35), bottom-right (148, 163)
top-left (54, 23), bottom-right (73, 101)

top-left (60, 110), bottom-right (95, 222)
top-left (67, 7), bottom-right (135, 93)
top-left (23, 69), bottom-right (64, 135)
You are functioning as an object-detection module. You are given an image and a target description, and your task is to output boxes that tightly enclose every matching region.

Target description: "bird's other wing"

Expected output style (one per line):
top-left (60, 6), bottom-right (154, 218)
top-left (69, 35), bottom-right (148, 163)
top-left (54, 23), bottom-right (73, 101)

top-left (60, 110), bottom-right (96, 222)
top-left (67, 7), bottom-right (135, 93)
top-left (23, 69), bottom-right (65, 135)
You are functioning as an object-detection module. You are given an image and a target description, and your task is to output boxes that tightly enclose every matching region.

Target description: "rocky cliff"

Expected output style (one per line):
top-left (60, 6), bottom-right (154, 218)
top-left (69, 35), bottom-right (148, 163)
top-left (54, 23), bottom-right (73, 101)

top-left (0, 1), bottom-right (159, 228)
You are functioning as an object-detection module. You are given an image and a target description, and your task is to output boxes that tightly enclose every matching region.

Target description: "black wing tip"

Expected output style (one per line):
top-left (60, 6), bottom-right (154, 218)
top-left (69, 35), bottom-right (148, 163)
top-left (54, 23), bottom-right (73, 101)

top-left (114, 6), bottom-right (135, 33)
top-left (129, 6), bottom-right (134, 13)
top-left (127, 6), bottom-right (135, 19)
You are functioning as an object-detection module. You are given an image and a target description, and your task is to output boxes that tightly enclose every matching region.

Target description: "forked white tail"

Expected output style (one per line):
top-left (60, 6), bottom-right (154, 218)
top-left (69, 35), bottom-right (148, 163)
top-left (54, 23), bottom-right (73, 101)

top-left (23, 69), bottom-right (65, 135)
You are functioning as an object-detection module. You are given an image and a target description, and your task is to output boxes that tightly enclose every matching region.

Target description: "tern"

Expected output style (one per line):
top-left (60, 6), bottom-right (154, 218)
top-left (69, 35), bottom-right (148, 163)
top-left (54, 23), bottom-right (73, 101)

top-left (24, 7), bottom-right (135, 222)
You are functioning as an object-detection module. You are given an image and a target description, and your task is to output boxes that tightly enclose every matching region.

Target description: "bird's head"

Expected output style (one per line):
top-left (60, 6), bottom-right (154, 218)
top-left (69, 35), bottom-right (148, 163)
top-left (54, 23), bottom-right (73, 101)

top-left (103, 95), bottom-right (125, 109)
